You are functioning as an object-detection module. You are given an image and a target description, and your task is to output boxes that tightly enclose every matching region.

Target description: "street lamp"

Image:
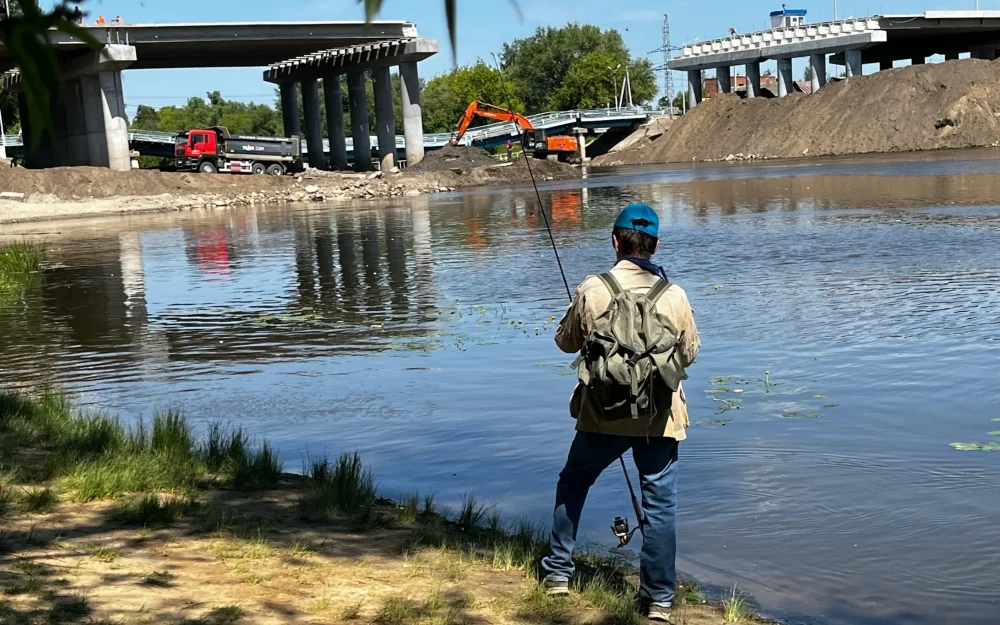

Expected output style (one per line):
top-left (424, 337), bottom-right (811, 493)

top-left (607, 64), bottom-right (622, 109)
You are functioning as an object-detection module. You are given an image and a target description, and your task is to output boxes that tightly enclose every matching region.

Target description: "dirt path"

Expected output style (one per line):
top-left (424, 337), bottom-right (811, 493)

top-left (595, 58), bottom-right (1000, 165)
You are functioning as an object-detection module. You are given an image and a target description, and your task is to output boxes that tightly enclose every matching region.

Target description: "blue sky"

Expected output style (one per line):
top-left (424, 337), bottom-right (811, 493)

top-left (79, 0), bottom-right (996, 115)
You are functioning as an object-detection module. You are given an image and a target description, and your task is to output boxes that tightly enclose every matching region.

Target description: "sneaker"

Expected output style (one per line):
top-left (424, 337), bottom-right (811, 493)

top-left (543, 578), bottom-right (570, 596)
top-left (647, 603), bottom-right (672, 622)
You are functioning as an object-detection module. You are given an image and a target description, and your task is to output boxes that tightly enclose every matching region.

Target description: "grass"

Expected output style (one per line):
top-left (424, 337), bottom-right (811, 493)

top-left (203, 422), bottom-right (283, 490)
top-left (377, 595), bottom-right (418, 625)
top-left (299, 453), bottom-right (377, 520)
top-left (0, 241), bottom-right (44, 304)
top-left (722, 584), bottom-right (750, 623)
top-left (399, 492), bottom-right (420, 524)
top-left (107, 493), bottom-right (194, 527)
top-left (18, 487), bottom-right (58, 513)
top-left (142, 570), bottom-right (174, 587)
top-left (207, 604), bottom-right (243, 624)
top-left (88, 545), bottom-right (120, 563)
top-left (341, 599), bottom-right (364, 620)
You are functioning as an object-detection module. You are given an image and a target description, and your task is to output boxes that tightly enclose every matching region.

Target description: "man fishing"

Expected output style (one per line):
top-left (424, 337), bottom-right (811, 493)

top-left (542, 203), bottom-right (701, 623)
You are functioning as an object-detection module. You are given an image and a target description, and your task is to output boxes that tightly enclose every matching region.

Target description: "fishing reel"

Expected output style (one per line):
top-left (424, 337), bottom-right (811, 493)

top-left (611, 516), bottom-right (640, 547)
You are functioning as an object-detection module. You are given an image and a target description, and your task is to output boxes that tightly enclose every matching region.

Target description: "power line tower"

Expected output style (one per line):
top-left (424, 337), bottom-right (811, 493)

top-left (662, 14), bottom-right (673, 108)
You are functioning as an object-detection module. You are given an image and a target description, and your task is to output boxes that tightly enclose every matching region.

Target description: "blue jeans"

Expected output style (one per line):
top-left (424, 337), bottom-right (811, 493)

top-left (542, 431), bottom-right (679, 606)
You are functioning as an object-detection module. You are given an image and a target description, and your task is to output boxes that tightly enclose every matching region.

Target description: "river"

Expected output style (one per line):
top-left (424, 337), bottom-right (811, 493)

top-left (2, 150), bottom-right (999, 625)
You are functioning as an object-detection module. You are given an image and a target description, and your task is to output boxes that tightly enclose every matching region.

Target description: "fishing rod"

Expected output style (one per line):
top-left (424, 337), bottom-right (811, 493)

top-left (489, 54), bottom-right (646, 546)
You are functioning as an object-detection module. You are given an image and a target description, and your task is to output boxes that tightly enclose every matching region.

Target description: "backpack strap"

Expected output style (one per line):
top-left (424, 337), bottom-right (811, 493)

top-left (596, 272), bottom-right (624, 297)
top-left (645, 278), bottom-right (671, 304)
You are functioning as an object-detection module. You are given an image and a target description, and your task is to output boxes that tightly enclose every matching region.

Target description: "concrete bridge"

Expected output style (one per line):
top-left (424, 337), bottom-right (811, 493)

top-left (0, 21), bottom-right (437, 172)
top-left (669, 10), bottom-right (1000, 103)
top-left (0, 106), bottom-right (659, 165)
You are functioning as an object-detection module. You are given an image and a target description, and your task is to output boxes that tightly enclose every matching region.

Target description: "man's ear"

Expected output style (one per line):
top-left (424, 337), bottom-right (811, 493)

top-left (612, 234), bottom-right (620, 253)
top-left (654, 239), bottom-right (660, 254)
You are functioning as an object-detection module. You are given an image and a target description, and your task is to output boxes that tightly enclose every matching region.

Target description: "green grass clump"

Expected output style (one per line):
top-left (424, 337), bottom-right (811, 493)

top-left (0, 241), bottom-right (44, 304)
top-left (341, 599), bottom-right (364, 620)
top-left (457, 494), bottom-right (486, 533)
top-left (377, 595), bottom-right (418, 625)
top-left (66, 451), bottom-right (202, 502)
top-left (300, 453), bottom-right (376, 519)
top-left (107, 493), bottom-right (193, 527)
top-left (207, 604), bottom-right (243, 624)
top-left (577, 572), bottom-right (640, 625)
top-left (202, 422), bottom-right (283, 489)
top-left (18, 487), bottom-right (58, 513)
top-left (515, 585), bottom-right (569, 622)
top-left (722, 584), bottom-right (749, 622)
top-left (399, 492), bottom-right (420, 524)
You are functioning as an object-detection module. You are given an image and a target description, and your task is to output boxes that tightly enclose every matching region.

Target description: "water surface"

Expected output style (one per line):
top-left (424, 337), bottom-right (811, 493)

top-left (2, 150), bottom-right (1000, 625)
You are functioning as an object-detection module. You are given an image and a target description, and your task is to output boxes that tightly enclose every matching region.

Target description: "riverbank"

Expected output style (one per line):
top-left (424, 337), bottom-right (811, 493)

top-left (0, 151), bottom-right (578, 225)
top-left (0, 390), bottom-right (769, 625)
top-left (595, 58), bottom-right (1000, 166)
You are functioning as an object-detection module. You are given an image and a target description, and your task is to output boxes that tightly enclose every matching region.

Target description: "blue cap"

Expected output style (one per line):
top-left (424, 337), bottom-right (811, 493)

top-left (613, 203), bottom-right (659, 237)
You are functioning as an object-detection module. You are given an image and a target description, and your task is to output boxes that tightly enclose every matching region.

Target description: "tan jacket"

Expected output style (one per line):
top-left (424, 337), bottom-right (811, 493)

top-left (555, 260), bottom-right (700, 440)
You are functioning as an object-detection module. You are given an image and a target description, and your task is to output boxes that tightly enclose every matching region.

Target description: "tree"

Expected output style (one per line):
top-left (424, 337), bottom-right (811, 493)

top-left (803, 65), bottom-right (813, 82)
top-left (130, 92), bottom-right (281, 137)
top-left (501, 24), bottom-right (656, 113)
top-left (421, 61), bottom-right (523, 133)
top-left (131, 105), bottom-right (159, 131)
top-left (672, 92), bottom-right (689, 114)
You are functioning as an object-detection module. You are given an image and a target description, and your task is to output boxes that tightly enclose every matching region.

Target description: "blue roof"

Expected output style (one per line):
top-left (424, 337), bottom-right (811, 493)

top-left (770, 9), bottom-right (808, 16)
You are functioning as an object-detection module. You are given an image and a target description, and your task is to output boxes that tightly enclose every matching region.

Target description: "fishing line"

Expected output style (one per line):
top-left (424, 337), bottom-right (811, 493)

top-left (489, 54), bottom-right (646, 541)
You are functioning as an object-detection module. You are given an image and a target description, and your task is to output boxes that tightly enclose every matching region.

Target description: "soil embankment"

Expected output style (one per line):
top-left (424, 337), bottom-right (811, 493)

top-left (0, 148), bottom-right (579, 224)
top-left (595, 58), bottom-right (1000, 165)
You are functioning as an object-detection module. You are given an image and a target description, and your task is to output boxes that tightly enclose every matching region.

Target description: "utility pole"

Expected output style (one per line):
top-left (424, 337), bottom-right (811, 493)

top-left (0, 0), bottom-right (8, 161)
top-left (834, 0), bottom-right (838, 20)
top-left (662, 15), bottom-right (674, 112)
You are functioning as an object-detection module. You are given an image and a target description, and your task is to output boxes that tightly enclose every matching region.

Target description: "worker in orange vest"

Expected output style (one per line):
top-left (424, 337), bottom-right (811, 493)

top-left (96, 15), bottom-right (105, 24)
top-left (114, 16), bottom-right (123, 24)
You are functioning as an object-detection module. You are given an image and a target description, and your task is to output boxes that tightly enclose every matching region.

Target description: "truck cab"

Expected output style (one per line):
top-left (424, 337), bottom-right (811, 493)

top-left (175, 130), bottom-right (220, 172)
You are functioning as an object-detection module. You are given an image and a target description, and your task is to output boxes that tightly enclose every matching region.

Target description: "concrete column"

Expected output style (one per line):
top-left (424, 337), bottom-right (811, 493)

top-left (845, 49), bottom-right (863, 78)
top-left (347, 71), bottom-right (371, 171)
top-left (746, 62), bottom-right (761, 98)
top-left (99, 71), bottom-right (131, 171)
top-left (399, 61), bottom-right (425, 166)
top-left (717, 67), bottom-right (731, 94)
top-left (911, 57), bottom-right (925, 65)
top-left (372, 66), bottom-right (396, 171)
top-left (323, 76), bottom-right (348, 170)
top-left (777, 58), bottom-right (793, 97)
top-left (279, 83), bottom-right (300, 138)
top-left (301, 79), bottom-right (326, 170)
top-left (945, 52), bottom-right (960, 61)
top-left (687, 70), bottom-right (702, 107)
top-left (575, 128), bottom-right (587, 162)
top-left (809, 54), bottom-right (826, 92)
top-left (880, 60), bottom-right (893, 71)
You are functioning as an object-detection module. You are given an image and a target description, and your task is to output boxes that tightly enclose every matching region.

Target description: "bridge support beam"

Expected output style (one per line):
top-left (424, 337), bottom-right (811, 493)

top-left (777, 58), bottom-right (793, 97)
top-left (279, 83), bottom-right (301, 138)
top-left (18, 44), bottom-right (134, 171)
top-left (809, 54), bottom-right (826, 92)
top-left (372, 66), bottom-right (396, 171)
top-left (845, 48), bottom-right (863, 78)
top-left (323, 76), bottom-right (349, 170)
top-left (880, 60), bottom-right (893, 71)
top-left (746, 62), bottom-right (761, 99)
top-left (945, 52), bottom-right (960, 61)
top-left (347, 71), bottom-right (372, 171)
top-left (911, 56), bottom-right (925, 65)
top-left (399, 61), bottom-right (425, 166)
top-left (302, 79), bottom-right (326, 170)
top-left (716, 67), bottom-right (731, 94)
top-left (687, 70), bottom-right (702, 108)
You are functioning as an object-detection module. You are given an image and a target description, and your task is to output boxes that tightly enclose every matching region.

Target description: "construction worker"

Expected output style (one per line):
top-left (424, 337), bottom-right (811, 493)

top-left (541, 203), bottom-right (700, 623)
top-left (72, 5), bottom-right (83, 23)
top-left (506, 139), bottom-right (514, 162)
top-left (95, 15), bottom-right (105, 24)
top-left (114, 16), bottom-right (123, 24)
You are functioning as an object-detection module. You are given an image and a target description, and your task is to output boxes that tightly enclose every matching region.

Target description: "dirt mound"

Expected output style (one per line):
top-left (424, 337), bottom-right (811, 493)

top-left (0, 166), bottom-right (293, 202)
top-left (408, 145), bottom-right (498, 171)
top-left (605, 58), bottom-right (1000, 164)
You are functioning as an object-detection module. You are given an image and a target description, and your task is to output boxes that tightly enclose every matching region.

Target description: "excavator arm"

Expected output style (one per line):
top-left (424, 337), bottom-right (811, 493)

top-left (450, 101), bottom-right (533, 145)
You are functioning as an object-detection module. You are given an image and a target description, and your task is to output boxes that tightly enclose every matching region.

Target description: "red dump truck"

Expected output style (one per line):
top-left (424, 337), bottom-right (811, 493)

top-left (175, 126), bottom-right (304, 175)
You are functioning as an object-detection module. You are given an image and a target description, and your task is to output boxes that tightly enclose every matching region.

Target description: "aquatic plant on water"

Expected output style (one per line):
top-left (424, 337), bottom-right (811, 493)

top-left (0, 241), bottom-right (45, 304)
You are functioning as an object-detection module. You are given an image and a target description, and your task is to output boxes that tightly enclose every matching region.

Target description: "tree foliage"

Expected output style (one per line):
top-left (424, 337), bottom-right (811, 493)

top-left (500, 24), bottom-right (657, 113)
top-left (129, 92), bottom-right (281, 136)
top-left (421, 61), bottom-right (523, 134)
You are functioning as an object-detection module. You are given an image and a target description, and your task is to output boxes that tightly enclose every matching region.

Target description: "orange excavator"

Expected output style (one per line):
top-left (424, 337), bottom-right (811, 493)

top-left (450, 101), bottom-right (579, 161)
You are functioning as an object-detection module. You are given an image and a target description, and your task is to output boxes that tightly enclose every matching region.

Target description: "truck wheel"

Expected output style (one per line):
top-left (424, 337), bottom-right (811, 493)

top-left (251, 162), bottom-right (266, 175)
top-left (198, 161), bottom-right (218, 174)
top-left (266, 164), bottom-right (284, 176)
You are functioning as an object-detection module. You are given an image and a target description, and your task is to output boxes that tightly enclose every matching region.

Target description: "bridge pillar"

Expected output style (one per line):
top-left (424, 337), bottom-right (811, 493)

top-left (686, 70), bottom-right (702, 108)
top-left (880, 60), bottom-right (893, 71)
top-left (716, 67), bottom-right (731, 94)
top-left (399, 61), bottom-right (425, 166)
top-left (347, 71), bottom-right (372, 171)
top-left (279, 83), bottom-right (301, 138)
top-left (777, 58), bottom-right (793, 97)
top-left (945, 52), bottom-right (960, 61)
top-left (845, 48), bottom-right (863, 78)
top-left (372, 66), bottom-right (396, 171)
top-left (911, 57), bottom-right (925, 66)
top-left (746, 62), bottom-right (761, 98)
top-left (809, 54), bottom-right (826, 92)
top-left (323, 76), bottom-right (349, 170)
top-left (302, 79), bottom-right (326, 170)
